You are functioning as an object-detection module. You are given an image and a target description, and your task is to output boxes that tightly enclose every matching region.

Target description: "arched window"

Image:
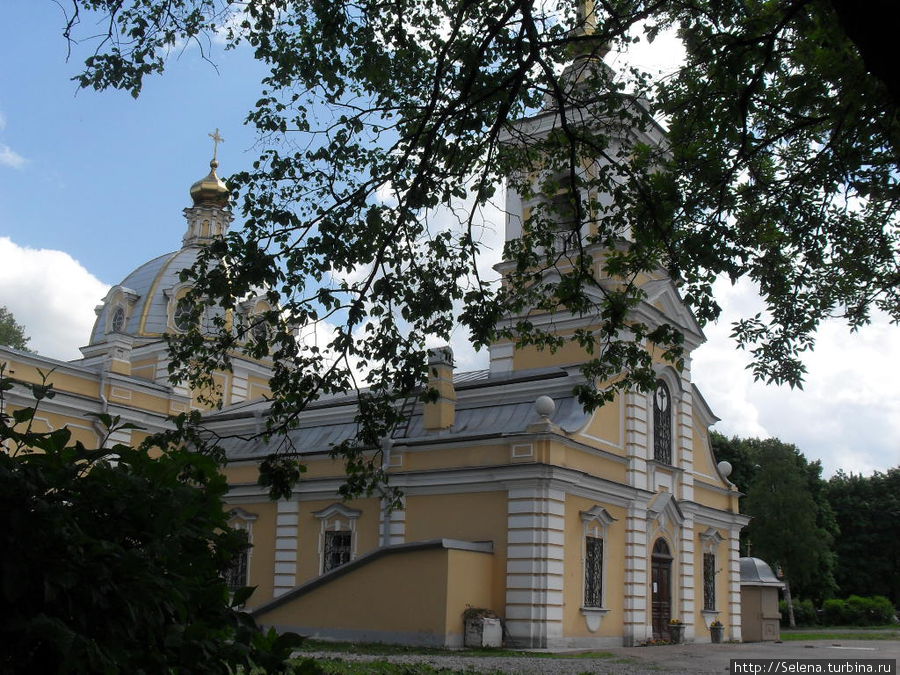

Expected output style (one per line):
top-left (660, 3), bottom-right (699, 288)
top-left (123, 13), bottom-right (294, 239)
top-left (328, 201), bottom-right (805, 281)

top-left (653, 379), bottom-right (672, 464)
top-left (111, 306), bottom-right (126, 333)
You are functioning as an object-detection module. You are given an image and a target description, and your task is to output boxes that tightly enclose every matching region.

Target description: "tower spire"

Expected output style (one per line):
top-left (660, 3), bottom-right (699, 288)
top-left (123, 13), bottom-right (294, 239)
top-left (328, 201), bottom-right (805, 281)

top-left (184, 130), bottom-right (233, 247)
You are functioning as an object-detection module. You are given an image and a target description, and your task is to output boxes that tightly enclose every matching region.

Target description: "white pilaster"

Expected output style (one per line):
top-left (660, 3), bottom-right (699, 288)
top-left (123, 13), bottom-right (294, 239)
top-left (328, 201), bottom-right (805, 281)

top-left (728, 526), bottom-right (743, 641)
top-left (379, 498), bottom-right (406, 546)
top-left (623, 503), bottom-right (649, 646)
top-left (273, 499), bottom-right (299, 597)
top-left (504, 485), bottom-right (566, 648)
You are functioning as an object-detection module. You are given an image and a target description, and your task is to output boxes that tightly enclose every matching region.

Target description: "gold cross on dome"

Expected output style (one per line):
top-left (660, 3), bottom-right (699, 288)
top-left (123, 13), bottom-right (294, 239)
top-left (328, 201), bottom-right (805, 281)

top-left (208, 128), bottom-right (225, 161)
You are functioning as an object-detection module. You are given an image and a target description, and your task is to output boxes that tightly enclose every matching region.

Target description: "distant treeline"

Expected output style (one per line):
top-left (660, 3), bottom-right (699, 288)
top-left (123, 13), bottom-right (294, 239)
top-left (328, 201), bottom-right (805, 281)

top-left (711, 434), bottom-right (900, 606)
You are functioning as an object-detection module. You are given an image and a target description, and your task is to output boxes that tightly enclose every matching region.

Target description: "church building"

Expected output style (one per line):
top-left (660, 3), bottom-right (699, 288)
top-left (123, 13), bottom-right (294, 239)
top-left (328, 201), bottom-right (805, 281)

top-left (1, 52), bottom-right (749, 650)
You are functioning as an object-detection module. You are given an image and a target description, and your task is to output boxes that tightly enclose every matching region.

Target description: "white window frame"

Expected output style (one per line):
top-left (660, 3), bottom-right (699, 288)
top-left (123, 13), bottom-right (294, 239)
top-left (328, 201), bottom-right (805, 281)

top-left (579, 505), bottom-right (617, 632)
top-left (699, 526), bottom-right (725, 620)
top-left (313, 503), bottom-right (362, 575)
top-left (225, 508), bottom-right (258, 595)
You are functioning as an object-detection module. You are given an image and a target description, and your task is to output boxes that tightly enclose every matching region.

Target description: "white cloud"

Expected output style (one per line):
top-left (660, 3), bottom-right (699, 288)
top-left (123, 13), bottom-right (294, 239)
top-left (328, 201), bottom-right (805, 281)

top-left (693, 277), bottom-right (900, 477)
top-left (0, 144), bottom-right (26, 169)
top-left (0, 110), bottom-right (6, 130)
top-left (0, 237), bottom-right (109, 360)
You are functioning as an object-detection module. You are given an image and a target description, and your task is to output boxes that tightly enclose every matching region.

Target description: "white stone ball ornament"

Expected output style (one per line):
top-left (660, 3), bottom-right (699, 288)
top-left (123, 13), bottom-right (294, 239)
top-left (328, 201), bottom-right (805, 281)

top-left (535, 395), bottom-right (556, 420)
top-left (717, 460), bottom-right (733, 479)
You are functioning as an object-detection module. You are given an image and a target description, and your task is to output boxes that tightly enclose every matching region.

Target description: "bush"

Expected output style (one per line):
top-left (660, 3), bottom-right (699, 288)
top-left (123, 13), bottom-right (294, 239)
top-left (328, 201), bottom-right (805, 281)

top-left (846, 595), bottom-right (896, 626)
top-left (822, 598), bottom-right (847, 625)
top-left (0, 373), bottom-right (304, 674)
top-left (820, 596), bottom-right (896, 626)
top-left (780, 598), bottom-right (818, 626)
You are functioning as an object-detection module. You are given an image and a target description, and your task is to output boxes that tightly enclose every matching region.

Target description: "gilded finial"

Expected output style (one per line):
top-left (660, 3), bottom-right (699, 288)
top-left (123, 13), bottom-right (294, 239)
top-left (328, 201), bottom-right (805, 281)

top-left (208, 128), bottom-right (225, 166)
top-left (190, 128), bottom-right (229, 207)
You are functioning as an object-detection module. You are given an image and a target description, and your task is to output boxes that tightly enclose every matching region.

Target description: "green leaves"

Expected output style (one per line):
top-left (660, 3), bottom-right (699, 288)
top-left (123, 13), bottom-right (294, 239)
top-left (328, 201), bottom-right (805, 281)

top-left (56, 0), bottom-right (898, 502)
top-left (0, 370), bottom-right (299, 674)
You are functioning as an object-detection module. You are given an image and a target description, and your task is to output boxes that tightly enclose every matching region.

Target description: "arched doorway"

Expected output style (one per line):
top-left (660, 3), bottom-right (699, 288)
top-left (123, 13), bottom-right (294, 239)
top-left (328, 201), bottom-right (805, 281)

top-left (651, 538), bottom-right (673, 640)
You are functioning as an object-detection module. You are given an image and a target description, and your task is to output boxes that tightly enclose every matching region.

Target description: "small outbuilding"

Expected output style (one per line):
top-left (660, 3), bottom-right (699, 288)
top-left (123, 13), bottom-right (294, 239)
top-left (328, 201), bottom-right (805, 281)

top-left (739, 557), bottom-right (784, 642)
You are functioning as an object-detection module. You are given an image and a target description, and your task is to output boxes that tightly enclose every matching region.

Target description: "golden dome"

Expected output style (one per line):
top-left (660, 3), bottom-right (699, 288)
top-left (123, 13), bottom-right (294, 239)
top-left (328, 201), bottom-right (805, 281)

top-left (189, 158), bottom-right (230, 207)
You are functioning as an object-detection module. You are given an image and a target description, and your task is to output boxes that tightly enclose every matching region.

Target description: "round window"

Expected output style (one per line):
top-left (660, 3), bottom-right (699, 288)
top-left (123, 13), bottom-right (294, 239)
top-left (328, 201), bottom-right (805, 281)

top-left (111, 306), bottom-right (126, 333)
top-left (173, 297), bottom-right (196, 332)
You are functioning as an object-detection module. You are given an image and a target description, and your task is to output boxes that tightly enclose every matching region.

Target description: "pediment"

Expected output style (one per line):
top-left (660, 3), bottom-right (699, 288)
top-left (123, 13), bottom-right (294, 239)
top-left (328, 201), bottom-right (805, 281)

top-left (640, 278), bottom-right (704, 343)
top-left (646, 491), bottom-right (685, 529)
top-left (580, 505), bottom-right (618, 527)
top-left (700, 526), bottom-right (725, 547)
top-left (312, 503), bottom-right (362, 520)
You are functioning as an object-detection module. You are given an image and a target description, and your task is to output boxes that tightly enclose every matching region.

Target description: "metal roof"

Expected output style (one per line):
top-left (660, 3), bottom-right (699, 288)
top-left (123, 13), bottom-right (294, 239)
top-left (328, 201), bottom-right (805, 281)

top-left (218, 366), bottom-right (591, 460)
top-left (739, 557), bottom-right (785, 587)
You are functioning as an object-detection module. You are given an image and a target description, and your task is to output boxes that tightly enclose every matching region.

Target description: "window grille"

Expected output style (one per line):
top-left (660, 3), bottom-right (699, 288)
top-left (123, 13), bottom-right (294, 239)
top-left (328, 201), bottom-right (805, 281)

top-left (323, 530), bottom-right (352, 573)
top-left (703, 552), bottom-right (716, 611)
top-left (111, 306), bottom-right (126, 332)
top-left (173, 297), bottom-right (196, 332)
top-left (584, 536), bottom-right (603, 607)
top-left (653, 380), bottom-right (672, 464)
top-left (224, 549), bottom-right (248, 592)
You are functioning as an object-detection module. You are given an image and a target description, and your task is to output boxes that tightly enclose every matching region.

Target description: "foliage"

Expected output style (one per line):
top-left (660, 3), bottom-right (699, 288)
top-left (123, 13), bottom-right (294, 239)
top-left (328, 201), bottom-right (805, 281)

top-left (0, 306), bottom-right (30, 352)
top-left (779, 598), bottom-right (818, 627)
top-left (826, 469), bottom-right (900, 605)
top-left (822, 596), bottom-right (897, 627)
top-left (55, 0), bottom-right (899, 496)
top-left (462, 607), bottom-right (501, 623)
top-left (712, 433), bottom-right (837, 602)
top-left (0, 369), bottom-right (304, 674)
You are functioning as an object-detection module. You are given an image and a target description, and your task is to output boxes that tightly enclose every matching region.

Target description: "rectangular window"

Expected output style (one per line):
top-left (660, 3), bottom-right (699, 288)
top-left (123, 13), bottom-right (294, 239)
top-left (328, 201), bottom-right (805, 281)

top-left (703, 552), bottom-right (716, 611)
top-left (323, 530), bottom-right (352, 573)
top-left (584, 536), bottom-right (604, 607)
top-left (224, 549), bottom-right (249, 592)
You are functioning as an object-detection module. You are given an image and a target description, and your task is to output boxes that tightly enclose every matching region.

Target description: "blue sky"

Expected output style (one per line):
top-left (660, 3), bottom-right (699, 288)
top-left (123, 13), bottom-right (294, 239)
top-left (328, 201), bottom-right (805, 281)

top-left (0, 0), bottom-right (265, 283)
top-left (1, 1), bottom-right (897, 478)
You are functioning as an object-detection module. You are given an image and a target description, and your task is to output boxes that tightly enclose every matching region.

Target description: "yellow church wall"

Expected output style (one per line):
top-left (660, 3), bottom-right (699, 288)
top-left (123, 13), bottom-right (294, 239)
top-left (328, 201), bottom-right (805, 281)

top-left (405, 491), bottom-right (509, 614)
top-left (539, 440), bottom-right (627, 484)
top-left (444, 547), bottom-right (496, 638)
top-left (400, 443), bottom-right (510, 473)
top-left (242, 500), bottom-right (278, 608)
top-left (247, 375), bottom-right (271, 401)
top-left (256, 548), bottom-right (452, 642)
top-left (692, 426), bottom-right (717, 478)
top-left (27, 411), bottom-right (99, 447)
top-left (692, 483), bottom-right (732, 512)
top-left (295, 497), bottom-right (381, 585)
top-left (105, 384), bottom-right (172, 416)
top-left (513, 338), bottom-right (593, 371)
top-left (577, 394), bottom-right (625, 455)
top-left (224, 463), bottom-right (260, 484)
top-left (562, 495), bottom-right (627, 638)
top-left (692, 525), bottom-right (731, 638)
top-left (4, 362), bottom-right (100, 399)
top-left (129, 357), bottom-right (158, 381)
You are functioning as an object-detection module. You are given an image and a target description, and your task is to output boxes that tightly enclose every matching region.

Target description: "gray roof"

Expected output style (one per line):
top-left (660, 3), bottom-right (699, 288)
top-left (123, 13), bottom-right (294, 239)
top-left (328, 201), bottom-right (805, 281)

top-left (217, 367), bottom-right (591, 460)
top-left (89, 246), bottom-right (227, 344)
top-left (740, 557), bottom-right (785, 587)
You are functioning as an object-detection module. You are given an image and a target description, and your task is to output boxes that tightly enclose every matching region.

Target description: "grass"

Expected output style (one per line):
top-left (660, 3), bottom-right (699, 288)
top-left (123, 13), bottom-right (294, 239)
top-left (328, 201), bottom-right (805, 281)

top-left (780, 627), bottom-right (900, 642)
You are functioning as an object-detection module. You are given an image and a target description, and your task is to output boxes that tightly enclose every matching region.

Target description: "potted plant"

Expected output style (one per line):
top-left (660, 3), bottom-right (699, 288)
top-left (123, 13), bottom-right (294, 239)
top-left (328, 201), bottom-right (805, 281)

top-left (710, 619), bottom-right (725, 643)
top-left (668, 618), bottom-right (685, 644)
top-left (463, 607), bottom-right (502, 648)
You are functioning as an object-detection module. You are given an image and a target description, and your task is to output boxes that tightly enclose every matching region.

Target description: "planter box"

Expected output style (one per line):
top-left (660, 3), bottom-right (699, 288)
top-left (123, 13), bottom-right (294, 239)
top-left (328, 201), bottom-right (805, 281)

top-left (711, 625), bottom-right (724, 643)
top-left (464, 617), bottom-right (502, 648)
